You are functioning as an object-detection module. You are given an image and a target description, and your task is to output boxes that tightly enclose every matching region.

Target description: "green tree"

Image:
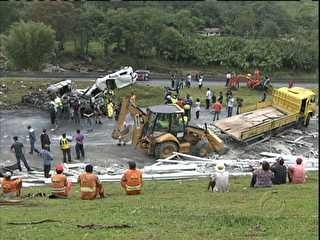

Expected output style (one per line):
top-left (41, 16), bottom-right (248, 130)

top-left (3, 21), bottom-right (55, 70)
top-left (0, 2), bottom-right (21, 33)
top-left (23, 2), bottom-right (80, 50)
top-left (158, 27), bottom-right (185, 62)
top-left (75, 4), bottom-right (104, 57)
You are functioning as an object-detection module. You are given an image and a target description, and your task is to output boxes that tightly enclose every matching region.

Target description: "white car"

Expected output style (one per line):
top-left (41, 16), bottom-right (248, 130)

top-left (84, 66), bottom-right (137, 97)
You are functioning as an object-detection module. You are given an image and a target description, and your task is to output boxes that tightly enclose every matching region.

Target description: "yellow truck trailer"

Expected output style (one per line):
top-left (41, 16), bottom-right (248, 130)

top-left (213, 87), bottom-right (317, 142)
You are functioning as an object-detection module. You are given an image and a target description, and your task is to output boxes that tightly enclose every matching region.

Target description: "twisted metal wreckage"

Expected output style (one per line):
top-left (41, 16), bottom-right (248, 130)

top-left (0, 151), bottom-right (317, 188)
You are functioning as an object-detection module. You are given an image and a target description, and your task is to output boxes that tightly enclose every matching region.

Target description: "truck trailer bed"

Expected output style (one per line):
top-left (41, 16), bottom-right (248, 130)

top-left (213, 107), bottom-right (287, 141)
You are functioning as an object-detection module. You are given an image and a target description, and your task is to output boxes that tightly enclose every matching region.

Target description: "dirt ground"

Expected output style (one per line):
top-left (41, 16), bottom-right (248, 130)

top-left (0, 105), bottom-right (318, 171)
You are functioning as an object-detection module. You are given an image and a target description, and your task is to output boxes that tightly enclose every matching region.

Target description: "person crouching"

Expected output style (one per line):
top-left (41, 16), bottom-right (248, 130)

top-left (78, 164), bottom-right (105, 200)
top-left (121, 161), bottom-right (143, 195)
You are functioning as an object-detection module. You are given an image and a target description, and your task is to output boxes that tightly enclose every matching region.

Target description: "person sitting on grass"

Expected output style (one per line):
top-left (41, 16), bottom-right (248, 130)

top-left (208, 162), bottom-right (229, 192)
top-left (288, 158), bottom-right (307, 184)
top-left (0, 171), bottom-right (22, 199)
top-left (250, 161), bottom-right (273, 188)
top-left (271, 157), bottom-right (287, 185)
top-left (50, 164), bottom-right (72, 199)
top-left (121, 161), bottom-right (143, 195)
top-left (78, 164), bottom-right (105, 200)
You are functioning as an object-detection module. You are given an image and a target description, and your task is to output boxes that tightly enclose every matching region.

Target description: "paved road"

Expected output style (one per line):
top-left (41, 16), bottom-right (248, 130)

top-left (0, 74), bottom-right (318, 89)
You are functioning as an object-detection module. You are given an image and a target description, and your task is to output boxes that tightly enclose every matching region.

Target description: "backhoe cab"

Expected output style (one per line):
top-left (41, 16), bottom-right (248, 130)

top-left (112, 98), bottom-right (225, 159)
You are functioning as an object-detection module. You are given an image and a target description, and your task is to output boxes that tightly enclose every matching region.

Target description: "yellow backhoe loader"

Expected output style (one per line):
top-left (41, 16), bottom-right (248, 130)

top-left (112, 97), bottom-right (226, 159)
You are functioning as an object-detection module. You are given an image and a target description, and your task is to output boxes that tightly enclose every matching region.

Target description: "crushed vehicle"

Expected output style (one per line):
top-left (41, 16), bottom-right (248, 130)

top-left (214, 87), bottom-right (317, 143)
top-left (112, 96), bottom-right (226, 159)
top-left (47, 79), bottom-right (72, 96)
top-left (80, 66), bottom-right (137, 98)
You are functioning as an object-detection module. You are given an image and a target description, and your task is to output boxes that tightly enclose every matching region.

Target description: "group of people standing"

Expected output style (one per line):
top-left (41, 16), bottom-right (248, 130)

top-left (9, 125), bottom-right (87, 179)
top-left (48, 91), bottom-right (118, 131)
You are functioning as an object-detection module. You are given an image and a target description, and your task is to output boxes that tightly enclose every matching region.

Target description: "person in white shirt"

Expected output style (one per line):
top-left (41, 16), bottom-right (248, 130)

top-left (208, 163), bottom-right (229, 192)
top-left (198, 75), bottom-right (203, 89)
top-left (227, 95), bottom-right (234, 117)
top-left (226, 72), bottom-right (231, 86)
top-left (205, 88), bottom-right (212, 109)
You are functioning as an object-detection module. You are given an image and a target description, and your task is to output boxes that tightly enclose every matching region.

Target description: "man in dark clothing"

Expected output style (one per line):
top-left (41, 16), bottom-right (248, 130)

top-left (217, 91), bottom-right (223, 104)
top-left (39, 148), bottom-right (54, 178)
top-left (40, 129), bottom-right (51, 151)
top-left (271, 157), bottom-right (287, 184)
top-left (10, 136), bottom-right (32, 172)
top-left (49, 102), bottom-right (57, 125)
top-left (75, 129), bottom-right (85, 160)
top-left (71, 98), bottom-right (81, 124)
top-left (27, 125), bottom-right (40, 155)
top-left (83, 103), bottom-right (94, 131)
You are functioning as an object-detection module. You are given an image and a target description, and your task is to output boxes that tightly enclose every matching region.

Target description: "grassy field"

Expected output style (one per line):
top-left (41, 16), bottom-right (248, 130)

top-left (0, 173), bottom-right (317, 240)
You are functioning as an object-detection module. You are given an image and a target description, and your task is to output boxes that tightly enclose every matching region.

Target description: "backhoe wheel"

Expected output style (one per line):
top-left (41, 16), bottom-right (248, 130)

top-left (198, 146), bottom-right (208, 157)
top-left (154, 142), bottom-right (178, 159)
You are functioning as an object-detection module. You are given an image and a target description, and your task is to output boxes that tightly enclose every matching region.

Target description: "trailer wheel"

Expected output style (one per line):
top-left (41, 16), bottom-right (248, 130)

top-left (154, 142), bottom-right (178, 159)
top-left (305, 113), bottom-right (312, 127)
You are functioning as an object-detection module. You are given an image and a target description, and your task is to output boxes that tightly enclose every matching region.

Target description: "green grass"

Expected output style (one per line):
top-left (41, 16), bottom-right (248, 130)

top-left (0, 173), bottom-right (317, 240)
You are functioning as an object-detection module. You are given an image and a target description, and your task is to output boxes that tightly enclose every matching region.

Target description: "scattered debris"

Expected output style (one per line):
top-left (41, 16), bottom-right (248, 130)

top-left (7, 219), bottom-right (61, 225)
top-left (76, 223), bottom-right (132, 230)
top-left (0, 199), bottom-right (24, 206)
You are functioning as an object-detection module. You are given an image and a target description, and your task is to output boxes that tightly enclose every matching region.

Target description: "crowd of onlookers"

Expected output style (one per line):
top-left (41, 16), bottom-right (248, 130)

top-left (208, 157), bottom-right (308, 193)
top-left (165, 72), bottom-right (245, 122)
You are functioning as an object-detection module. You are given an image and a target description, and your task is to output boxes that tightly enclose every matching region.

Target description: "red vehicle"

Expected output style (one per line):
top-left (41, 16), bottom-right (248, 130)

top-left (135, 70), bottom-right (151, 81)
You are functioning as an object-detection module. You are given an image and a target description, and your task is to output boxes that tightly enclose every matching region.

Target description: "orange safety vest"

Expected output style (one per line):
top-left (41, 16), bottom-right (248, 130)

top-left (121, 169), bottom-right (143, 195)
top-left (1, 178), bottom-right (22, 194)
top-left (60, 137), bottom-right (70, 150)
top-left (51, 174), bottom-right (68, 196)
top-left (78, 173), bottom-right (102, 200)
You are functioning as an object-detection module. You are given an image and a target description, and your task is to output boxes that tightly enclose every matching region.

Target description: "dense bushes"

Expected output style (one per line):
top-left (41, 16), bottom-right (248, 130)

top-left (0, 1), bottom-right (318, 72)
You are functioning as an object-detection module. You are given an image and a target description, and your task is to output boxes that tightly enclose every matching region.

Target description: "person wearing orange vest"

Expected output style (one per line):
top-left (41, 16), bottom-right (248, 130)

top-left (288, 158), bottom-right (307, 184)
top-left (60, 133), bottom-right (72, 163)
top-left (0, 171), bottom-right (22, 199)
top-left (50, 164), bottom-right (72, 198)
top-left (78, 164), bottom-right (105, 200)
top-left (121, 161), bottom-right (143, 195)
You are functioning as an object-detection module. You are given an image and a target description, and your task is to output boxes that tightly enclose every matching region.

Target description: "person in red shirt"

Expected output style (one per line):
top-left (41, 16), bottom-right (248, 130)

top-left (288, 158), bottom-right (307, 184)
top-left (121, 161), bottom-right (143, 195)
top-left (212, 101), bottom-right (223, 121)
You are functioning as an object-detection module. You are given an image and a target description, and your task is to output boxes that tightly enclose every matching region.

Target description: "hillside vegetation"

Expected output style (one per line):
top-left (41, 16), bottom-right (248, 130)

top-left (0, 1), bottom-right (318, 76)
